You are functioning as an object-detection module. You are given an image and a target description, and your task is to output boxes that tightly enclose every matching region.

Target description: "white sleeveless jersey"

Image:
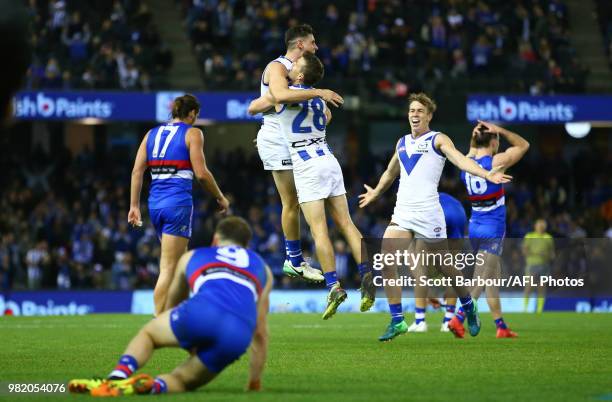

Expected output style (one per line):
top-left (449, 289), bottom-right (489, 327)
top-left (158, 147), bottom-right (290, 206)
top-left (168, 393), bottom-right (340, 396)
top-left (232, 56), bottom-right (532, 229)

top-left (260, 56), bottom-right (293, 130)
top-left (276, 85), bottom-right (331, 165)
top-left (395, 130), bottom-right (446, 211)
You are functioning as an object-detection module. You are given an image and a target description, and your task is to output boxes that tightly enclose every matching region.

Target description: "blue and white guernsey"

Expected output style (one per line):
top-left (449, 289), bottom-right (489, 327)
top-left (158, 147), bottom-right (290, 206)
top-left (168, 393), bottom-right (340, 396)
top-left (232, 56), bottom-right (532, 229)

top-left (260, 56), bottom-right (294, 131)
top-left (146, 121), bottom-right (193, 210)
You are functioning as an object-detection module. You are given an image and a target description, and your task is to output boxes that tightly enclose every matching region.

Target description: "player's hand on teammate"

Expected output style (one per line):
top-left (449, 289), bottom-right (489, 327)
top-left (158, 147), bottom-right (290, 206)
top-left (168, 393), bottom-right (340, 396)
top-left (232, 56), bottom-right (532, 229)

top-left (217, 195), bottom-right (230, 214)
top-left (358, 184), bottom-right (379, 208)
top-left (127, 207), bottom-right (142, 227)
top-left (317, 89), bottom-right (344, 107)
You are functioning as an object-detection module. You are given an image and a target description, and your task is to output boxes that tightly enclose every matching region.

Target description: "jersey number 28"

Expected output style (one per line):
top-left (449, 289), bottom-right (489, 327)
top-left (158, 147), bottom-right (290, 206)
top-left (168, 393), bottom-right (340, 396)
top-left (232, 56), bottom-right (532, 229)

top-left (292, 98), bottom-right (326, 133)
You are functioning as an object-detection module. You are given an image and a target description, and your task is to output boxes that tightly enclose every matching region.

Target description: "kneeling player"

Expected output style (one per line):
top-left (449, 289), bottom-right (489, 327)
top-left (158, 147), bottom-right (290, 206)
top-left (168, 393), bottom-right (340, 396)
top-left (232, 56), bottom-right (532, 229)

top-left (69, 217), bottom-right (272, 395)
top-left (250, 53), bottom-right (375, 319)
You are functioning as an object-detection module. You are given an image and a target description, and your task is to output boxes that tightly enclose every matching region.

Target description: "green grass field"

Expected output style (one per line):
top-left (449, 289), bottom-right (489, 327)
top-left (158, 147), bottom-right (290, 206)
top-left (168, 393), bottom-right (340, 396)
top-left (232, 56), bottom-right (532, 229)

top-left (1, 313), bottom-right (611, 402)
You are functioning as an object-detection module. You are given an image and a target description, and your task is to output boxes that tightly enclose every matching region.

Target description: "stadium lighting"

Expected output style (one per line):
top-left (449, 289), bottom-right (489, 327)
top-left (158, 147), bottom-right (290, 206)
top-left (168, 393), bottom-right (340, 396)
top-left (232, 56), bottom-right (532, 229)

top-left (565, 122), bottom-right (591, 138)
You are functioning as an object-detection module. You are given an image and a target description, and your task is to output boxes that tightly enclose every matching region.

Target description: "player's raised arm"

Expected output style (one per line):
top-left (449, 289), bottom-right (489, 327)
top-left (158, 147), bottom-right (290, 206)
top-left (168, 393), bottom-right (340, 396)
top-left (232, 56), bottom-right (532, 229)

top-left (187, 127), bottom-right (229, 214)
top-left (435, 133), bottom-right (512, 184)
top-left (128, 131), bottom-right (149, 227)
top-left (359, 149), bottom-right (401, 208)
top-left (247, 265), bottom-right (273, 391)
top-left (164, 250), bottom-right (192, 311)
top-left (268, 62), bottom-right (344, 107)
top-left (479, 120), bottom-right (530, 169)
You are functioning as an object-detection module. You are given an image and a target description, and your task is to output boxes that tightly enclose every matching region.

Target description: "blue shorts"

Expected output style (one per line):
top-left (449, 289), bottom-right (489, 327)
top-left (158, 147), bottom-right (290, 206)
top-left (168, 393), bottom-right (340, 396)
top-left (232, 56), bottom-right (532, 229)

top-left (469, 219), bottom-right (505, 256)
top-left (169, 293), bottom-right (255, 373)
top-left (446, 214), bottom-right (467, 239)
top-left (149, 206), bottom-right (193, 240)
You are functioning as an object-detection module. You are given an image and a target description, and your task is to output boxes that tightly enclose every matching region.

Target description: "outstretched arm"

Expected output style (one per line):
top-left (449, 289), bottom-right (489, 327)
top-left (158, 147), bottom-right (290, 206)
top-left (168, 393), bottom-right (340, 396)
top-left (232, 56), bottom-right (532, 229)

top-left (436, 133), bottom-right (512, 184)
top-left (247, 266), bottom-right (273, 391)
top-left (359, 149), bottom-right (400, 208)
top-left (128, 132), bottom-right (149, 227)
top-left (187, 128), bottom-right (229, 214)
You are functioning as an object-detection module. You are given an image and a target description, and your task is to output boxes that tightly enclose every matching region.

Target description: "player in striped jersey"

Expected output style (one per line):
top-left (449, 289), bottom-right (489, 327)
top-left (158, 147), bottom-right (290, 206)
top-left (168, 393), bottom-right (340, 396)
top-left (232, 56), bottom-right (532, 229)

top-left (250, 24), bottom-right (343, 283)
top-left (448, 121), bottom-right (529, 339)
top-left (69, 217), bottom-right (272, 396)
top-left (128, 94), bottom-right (229, 316)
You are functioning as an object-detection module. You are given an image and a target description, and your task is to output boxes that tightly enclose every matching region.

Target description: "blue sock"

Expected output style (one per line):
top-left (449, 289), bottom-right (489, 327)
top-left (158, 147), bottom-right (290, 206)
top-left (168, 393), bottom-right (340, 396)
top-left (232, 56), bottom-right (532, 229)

top-left (151, 378), bottom-right (167, 394)
top-left (459, 296), bottom-right (474, 313)
top-left (495, 317), bottom-right (508, 330)
top-left (443, 304), bottom-right (455, 323)
top-left (456, 307), bottom-right (466, 323)
top-left (357, 263), bottom-right (369, 279)
top-left (285, 239), bottom-right (304, 266)
top-left (109, 354), bottom-right (139, 379)
top-left (415, 307), bottom-right (426, 324)
top-left (389, 303), bottom-right (403, 324)
top-left (323, 271), bottom-right (338, 290)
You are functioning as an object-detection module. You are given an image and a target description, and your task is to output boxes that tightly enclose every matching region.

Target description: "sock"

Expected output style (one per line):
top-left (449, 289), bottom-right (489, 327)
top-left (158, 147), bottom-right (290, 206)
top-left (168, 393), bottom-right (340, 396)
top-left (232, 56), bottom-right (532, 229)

top-left (109, 354), bottom-right (138, 379)
top-left (456, 307), bottom-right (466, 324)
top-left (357, 262), bottom-right (369, 279)
top-left (495, 317), bottom-right (508, 330)
top-left (151, 378), bottom-right (168, 394)
top-left (459, 296), bottom-right (474, 313)
top-left (523, 296), bottom-right (530, 312)
top-left (324, 271), bottom-right (338, 290)
top-left (285, 239), bottom-right (304, 267)
top-left (537, 297), bottom-right (545, 313)
top-left (415, 307), bottom-right (426, 324)
top-left (443, 304), bottom-right (455, 323)
top-left (389, 303), bottom-right (403, 324)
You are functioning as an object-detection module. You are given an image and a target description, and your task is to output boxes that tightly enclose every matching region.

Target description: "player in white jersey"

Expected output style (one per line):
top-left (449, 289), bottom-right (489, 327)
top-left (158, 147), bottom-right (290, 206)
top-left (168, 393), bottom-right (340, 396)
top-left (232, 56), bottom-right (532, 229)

top-left (249, 53), bottom-right (375, 319)
top-left (359, 93), bottom-right (512, 341)
top-left (250, 24), bottom-right (343, 283)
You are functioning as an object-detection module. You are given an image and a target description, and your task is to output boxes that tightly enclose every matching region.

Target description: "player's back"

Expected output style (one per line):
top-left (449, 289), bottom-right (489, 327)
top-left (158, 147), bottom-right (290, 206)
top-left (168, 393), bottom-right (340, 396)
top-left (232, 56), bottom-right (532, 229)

top-left (396, 131), bottom-right (446, 211)
top-left (277, 85), bottom-right (331, 165)
top-left (460, 155), bottom-right (505, 222)
top-left (185, 245), bottom-right (269, 329)
top-left (439, 192), bottom-right (467, 238)
top-left (146, 122), bottom-right (193, 210)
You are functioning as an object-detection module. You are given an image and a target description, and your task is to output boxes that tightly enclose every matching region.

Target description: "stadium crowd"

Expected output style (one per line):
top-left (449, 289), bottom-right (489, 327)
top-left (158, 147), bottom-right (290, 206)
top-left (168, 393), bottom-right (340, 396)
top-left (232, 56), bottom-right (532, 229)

top-left (1, 141), bottom-right (610, 291)
top-left (183, 0), bottom-right (587, 96)
top-left (25, 0), bottom-right (171, 91)
top-left (595, 0), bottom-right (612, 69)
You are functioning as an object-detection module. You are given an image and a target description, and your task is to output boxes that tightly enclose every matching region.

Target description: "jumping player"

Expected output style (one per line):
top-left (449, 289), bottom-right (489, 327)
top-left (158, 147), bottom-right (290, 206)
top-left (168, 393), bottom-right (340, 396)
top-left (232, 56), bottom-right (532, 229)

top-left (448, 120), bottom-right (529, 339)
top-left (68, 217), bottom-right (272, 396)
top-left (250, 53), bottom-right (375, 319)
top-left (359, 93), bottom-right (511, 342)
top-left (250, 23), bottom-right (343, 283)
top-left (128, 94), bottom-right (229, 316)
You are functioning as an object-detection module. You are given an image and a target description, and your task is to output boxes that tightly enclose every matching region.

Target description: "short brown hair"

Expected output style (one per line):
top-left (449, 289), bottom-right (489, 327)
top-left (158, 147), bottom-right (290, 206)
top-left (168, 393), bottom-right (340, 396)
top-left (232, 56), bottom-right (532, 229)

top-left (408, 93), bottom-right (437, 114)
top-left (171, 94), bottom-right (200, 119)
top-left (285, 24), bottom-right (315, 48)
top-left (215, 216), bottom-right (252, 247)
top-left (472, 125), bottom-right (498, 148)
top-left (301, 53), bottom-right (324, 86)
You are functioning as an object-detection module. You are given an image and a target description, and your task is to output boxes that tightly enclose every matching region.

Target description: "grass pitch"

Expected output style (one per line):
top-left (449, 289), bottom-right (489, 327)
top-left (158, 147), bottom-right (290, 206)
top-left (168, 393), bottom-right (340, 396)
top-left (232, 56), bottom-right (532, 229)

top-left (1, 313), bottom-right (611, 402)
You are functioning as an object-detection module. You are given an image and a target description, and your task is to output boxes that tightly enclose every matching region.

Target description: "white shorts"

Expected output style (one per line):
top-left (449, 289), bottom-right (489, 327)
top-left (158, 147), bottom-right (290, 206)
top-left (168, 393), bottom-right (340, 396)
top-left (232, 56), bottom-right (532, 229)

top-left (293, 154), bottom-right (346, 204)
top-left (256, 124), bottom-right (292, 171)
top-left (390, 203), bottom-right (447, 240)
